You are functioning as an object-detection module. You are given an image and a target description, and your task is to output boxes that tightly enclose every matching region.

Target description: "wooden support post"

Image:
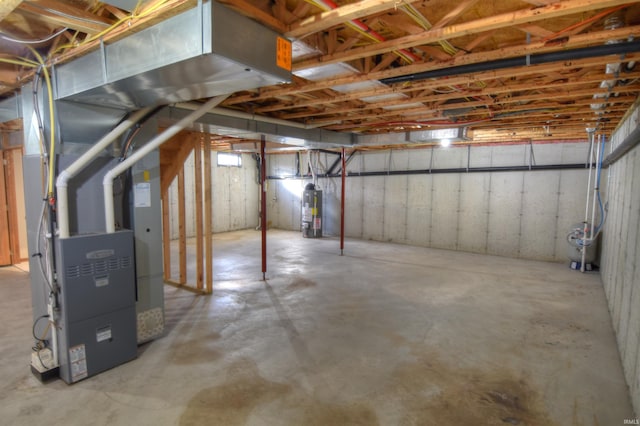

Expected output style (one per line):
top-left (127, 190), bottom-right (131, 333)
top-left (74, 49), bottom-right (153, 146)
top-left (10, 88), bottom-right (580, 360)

top-left (177, 167), bottom-right (187, 285)
top-left (260, 135), bottom-right (267, 280)
top-left (0, 149), bottom-right (11, 266)
top-left (161, 185), bottom-right (171, 281)
top-left (194, 138), bottom-right (204, 290)
top-left (3, 149), bottom-right (21, 263)
top-left (204, 136), bottom-right (213, 293)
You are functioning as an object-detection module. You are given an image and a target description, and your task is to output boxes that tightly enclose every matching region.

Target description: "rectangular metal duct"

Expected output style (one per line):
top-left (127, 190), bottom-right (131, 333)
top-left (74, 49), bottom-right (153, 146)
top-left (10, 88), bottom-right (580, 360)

top-left (54, 1), bottom-right (291, 109)
top-left (100, 0), bottom-right (140, 12)
top-left (406, 127), bottom-right (469, 143)
top-left (0, 95), bottom-right (21, 123)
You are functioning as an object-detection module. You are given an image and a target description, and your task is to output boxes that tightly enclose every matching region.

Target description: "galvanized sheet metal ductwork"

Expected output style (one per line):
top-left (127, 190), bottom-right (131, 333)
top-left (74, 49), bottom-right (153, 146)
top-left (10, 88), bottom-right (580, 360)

top-left (54, 1), bottom-right (291, 109)
top-left (0, 95), bottom-right (21, 123)
top-left (163, 105), bottom-right (354, 148)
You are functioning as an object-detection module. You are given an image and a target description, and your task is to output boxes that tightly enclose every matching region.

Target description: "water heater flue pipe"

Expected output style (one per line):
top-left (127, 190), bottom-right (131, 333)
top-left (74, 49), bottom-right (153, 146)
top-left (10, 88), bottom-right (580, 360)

top-left (56, 107), bottom-right (153, 239)
top-left (103, 95), bottom-right (228, 233)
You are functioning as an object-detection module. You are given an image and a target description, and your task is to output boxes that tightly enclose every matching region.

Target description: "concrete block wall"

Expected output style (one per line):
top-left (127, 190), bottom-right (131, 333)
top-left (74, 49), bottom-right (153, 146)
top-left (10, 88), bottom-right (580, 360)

top-left (267, 142), bottom-right (594, 262)
top-left (167, 152), bottom-right (259, 239)
top-left (601, 103), bottom-right (640, 415)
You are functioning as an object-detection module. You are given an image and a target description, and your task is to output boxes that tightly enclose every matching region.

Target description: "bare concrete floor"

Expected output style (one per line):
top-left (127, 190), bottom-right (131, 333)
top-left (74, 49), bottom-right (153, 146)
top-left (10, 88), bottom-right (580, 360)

top-left (0, 229), bottom-right (635, 425)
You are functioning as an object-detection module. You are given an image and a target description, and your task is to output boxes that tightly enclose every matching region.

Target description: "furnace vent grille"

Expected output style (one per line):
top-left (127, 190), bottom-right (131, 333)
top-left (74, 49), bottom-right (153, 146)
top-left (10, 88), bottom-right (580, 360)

top-left (66, 256), bottom-right (133, 279)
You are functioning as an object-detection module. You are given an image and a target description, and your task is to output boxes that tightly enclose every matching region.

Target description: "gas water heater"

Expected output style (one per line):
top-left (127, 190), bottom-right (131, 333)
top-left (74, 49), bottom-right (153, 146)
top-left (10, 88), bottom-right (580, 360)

top-left (302, 183), bottom-right (322, 238)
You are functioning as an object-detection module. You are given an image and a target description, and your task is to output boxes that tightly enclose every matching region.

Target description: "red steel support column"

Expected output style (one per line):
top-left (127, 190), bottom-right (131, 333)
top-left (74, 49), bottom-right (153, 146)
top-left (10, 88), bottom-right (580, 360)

top-left (261, 135), bottom-right (267, 280)
top-left (340, 147), bottom-right (346, 255)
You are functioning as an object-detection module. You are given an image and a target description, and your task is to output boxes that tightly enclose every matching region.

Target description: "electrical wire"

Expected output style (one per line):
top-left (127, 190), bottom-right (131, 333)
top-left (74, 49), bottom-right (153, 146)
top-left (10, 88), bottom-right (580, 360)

top-left (27, 46), bottom-right (56, 203)
top-left (303, 0), bottom-right (419, 64)
top-left (32, 314), bottom-right (53, 370)
top-left (27, 47), bottom-right (56, 200)
top-left (119, 105), bottom-right (164, 159)
top-left (594, 135), bottom-right (607, 234)
top-left (32, 69), bottom-right (48, 157)
top-left (541, 4), bottom-right (630, 44)
top-left (52, 0), bottom-right (171, 56)
top-left (398, 3), bottom-right (458, 56)
top-left (35, 200), bottom-right (53, 292)
top-left (0, 28), bottom-right (69, 45)
top-left (32, 314), bottom-right (51, 343)
top-left (30, 68), bottom-right (54, 293)
top-left (0, 56), bottom-right (39, 68)
top-left (23, 1), bottom-right (109, 26)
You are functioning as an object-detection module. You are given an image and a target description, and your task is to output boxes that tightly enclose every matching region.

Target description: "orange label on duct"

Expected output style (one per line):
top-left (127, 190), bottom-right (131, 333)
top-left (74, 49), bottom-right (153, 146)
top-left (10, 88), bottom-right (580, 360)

top-left (276, 37), bottom-right (292, 71)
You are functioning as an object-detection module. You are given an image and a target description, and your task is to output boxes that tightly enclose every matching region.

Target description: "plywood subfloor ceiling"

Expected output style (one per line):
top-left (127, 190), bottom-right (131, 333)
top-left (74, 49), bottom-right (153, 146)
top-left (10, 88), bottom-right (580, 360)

top-left (2, 0), bottom-right (640, 147)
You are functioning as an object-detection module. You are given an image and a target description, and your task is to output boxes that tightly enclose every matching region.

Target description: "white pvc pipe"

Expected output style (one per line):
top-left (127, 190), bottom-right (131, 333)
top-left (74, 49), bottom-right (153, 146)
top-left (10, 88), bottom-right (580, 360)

top-left (47, 296), bottom-right (58, 367)
top-left (56, 107), bottom-right (153, 238)
top-left (581, 129), bottom-right (596, 272)
top-left (103, 95), bottom-right (228, 233)
top-left (589, 136), bottom-right (602, 242)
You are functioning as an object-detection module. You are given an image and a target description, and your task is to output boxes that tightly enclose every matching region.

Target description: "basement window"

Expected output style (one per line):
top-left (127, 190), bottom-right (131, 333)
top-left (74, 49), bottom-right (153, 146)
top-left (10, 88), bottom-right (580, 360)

top-left (217, 152), bottom-right (242, 167)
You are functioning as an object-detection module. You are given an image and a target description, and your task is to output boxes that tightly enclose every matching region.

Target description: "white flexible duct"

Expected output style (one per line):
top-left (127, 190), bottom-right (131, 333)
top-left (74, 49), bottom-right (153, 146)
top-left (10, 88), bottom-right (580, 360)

top-left (56, 107), bottom-right (153, 239)
top-left (103, 95), bottom-right (228, 233)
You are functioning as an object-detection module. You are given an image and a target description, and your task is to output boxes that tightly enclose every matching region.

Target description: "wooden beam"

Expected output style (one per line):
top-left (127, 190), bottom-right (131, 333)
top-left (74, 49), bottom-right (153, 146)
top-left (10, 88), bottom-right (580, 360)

top-left (229, 24), bottom-right (640, 106)
top-left (102, 4), bottom-right (129, 20)
top-left (193, 139), bottom-right (204, 291)
top-left (431, 0), bottom-right (481, 30)
top-left (3, 149), bottom-right (21, 263)
top-left (516, 24), bottom-right (555, 38)
top-left (18, 0), bottom-right (112, 34)
top-left (160, 133), bottom-right (196, 194)
top-left (0, 0), bottom-right (22, 22)
top-left (293, 0), bottom-right (636, 70)
top-left (287, 0), bottom-right (408, 39)
top-left (178, 167), bottom-right (187, 285)
top-left (0, 150), bottom-right (11, 266)
top-left (162, 186), bottom-right (171, 281)
top-left (247, 37), bottom-right (640, 114)
top-left (280, 70), bottom-right (640, 119)
top-left (217, 0), bottom-right (287, 33)
top-left (204, 137), bottom-right (213, 294)
top-left (35, 0), bottom-right (191, 68)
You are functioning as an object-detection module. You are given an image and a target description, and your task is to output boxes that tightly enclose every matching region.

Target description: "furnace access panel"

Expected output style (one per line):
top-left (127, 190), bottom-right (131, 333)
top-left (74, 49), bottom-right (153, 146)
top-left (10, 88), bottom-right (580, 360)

top-left (55, 231), bottom-right (137, 383)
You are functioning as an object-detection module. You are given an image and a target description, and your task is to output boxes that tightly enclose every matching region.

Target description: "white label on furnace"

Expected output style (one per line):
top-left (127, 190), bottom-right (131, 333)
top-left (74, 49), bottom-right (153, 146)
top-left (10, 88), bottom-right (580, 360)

top-left (69, 344), bottom-right (88, 382)
top-left (94, 276), bottom-right (109, 287)
top-left (134, 183), bottom-right (151, 207)
top-left (96, 326), bottom-right (112, 343)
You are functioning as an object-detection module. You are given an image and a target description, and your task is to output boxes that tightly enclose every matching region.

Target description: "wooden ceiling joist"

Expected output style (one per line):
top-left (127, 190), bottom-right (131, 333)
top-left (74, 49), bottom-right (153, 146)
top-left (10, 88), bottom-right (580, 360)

top-left (225, 25), bottom-right (640, 107)
top-left (17, 0), bottom-right (112, 34)
top-left (0, 0), bottom-right (22, 22)
top-left (2, 0), bottom-right (640, 144)
top-left (287, 0), bottom-right (411, 39)
top-left (293, 0), bottom-right (635, 70)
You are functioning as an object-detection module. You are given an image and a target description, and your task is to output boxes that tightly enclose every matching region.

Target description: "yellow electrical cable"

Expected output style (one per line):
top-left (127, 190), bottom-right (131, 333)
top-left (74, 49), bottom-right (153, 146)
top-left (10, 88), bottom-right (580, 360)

top-left (53, 0), bottom-right (170, 55)
top-left (27, 46), bottom-right (56, 199)
top-left (0, 58), bottom-right (39, 68)
top-left (399, 4), bottom-right (457, 55)
top-left (305, 0), bottom-right (414, 63)
top-left (20, 0), bottom-right (174, 198)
